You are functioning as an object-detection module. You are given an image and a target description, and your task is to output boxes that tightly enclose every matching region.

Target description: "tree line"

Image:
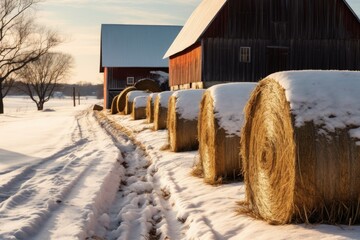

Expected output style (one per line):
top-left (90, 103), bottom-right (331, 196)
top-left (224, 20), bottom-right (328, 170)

top-left (0, 0), bottom-right (75, 113)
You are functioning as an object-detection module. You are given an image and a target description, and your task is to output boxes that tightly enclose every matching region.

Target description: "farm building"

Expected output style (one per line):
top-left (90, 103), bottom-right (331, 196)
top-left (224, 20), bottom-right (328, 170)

top-left (164, 0), bottom-right (360, 90)
top-left (100, 24), bottom-right (181, 109)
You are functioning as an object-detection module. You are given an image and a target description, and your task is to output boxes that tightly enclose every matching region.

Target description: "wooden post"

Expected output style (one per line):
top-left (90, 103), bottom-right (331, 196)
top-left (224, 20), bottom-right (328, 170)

top-left (78, 91), bottom-right (80, 105)
top-left (73, 87), bottom-right (76, 107)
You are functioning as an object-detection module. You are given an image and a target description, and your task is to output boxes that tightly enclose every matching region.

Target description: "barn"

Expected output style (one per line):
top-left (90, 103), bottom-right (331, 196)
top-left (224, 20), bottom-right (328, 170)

top-left (100, 24), bottom-right (181, 109)
top-left (164, 0), bottom-right (360, 90)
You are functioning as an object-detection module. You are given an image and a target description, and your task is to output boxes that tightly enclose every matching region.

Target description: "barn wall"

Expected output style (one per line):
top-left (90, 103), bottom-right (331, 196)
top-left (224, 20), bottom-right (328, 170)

top-left (107, 67), bottom-right (168, 90)
top-left (169, 44), bottom-right (202, 87)
top-left (202, 38), bottom-right (360, 83)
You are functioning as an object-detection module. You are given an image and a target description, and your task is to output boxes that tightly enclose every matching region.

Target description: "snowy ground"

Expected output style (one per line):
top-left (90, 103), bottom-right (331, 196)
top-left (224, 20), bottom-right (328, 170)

top-left (1, 96), bottom-right (360, 239)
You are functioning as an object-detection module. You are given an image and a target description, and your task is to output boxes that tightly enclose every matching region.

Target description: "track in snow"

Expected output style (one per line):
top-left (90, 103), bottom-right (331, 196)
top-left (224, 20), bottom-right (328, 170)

top-left (0, 109), bottom-right (122, 240)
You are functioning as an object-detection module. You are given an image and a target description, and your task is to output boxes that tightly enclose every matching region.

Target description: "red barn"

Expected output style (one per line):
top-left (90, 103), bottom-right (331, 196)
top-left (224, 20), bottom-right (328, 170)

top-left (164, 0), bottom-right (360, 90)
top-left (100, 24), bottom-right (181, 109)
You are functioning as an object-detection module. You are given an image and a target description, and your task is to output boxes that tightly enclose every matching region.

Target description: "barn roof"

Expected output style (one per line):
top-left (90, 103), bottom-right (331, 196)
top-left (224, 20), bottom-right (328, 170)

top-left (100, 24), bottom-right (181, 72)
top-left (164, 0), bottom-right (360, 58)
top-left (163, 0), bottom-right (227, 58)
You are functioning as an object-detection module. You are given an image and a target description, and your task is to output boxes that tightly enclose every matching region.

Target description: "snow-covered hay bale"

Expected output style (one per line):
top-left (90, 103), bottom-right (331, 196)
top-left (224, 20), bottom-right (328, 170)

top-left (110, 95), bottom-right (119, 114)
top-left (240, 70), bottom-right (360, 225)
top-left (134, 78), bottom-right (162, 93)
top-left (146, 93), bottom-right (158, 123)
top-left (125, 91), bottom-right (150, 115)
top-left (168, 89), bottom-right (205, 152)
top-left (199, 83), bottom-right (256, 184)
top-left (132, 96), bottom-right (148, 120)
top-left (153, 91), bottom-right (173, 130)
top-left (116, 86), bottom-right (137, 114)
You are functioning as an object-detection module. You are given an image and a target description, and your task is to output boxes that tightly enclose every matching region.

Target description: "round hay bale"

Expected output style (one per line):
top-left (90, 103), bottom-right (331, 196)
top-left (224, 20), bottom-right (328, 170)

top-left (198, 83), bottom-right (257, 184)
top-left (167, 89), bottom-right (205, 152)
top-left (125, 91), bottom-right (150, 115)
top-left (240, 70), bottom-right (360, 225)
top-left (146, 93), bottom-right (159, 123)
top-left (134, 78), bottom-right (162, 92)
top-left (110, 95), bottom-right (119, 114)
top-left (132, 96), bottom-right (148, 120)
top-left (153, 91), bottom-right (173, 130)
top-left (116, 87), bottom-right (137, 114)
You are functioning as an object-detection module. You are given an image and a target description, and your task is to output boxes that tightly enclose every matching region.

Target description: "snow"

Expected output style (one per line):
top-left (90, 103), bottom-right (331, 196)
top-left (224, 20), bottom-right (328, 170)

top-left (209, 82), bottom-right (257, 136)
top-left (157, 91), bottom-right (173, 107)
top-left (2, 95), bottom-right (360, 239)
top-left (269, 70), bottom-right (360, 140)
top-left (127, 91), bottom-right (150, 102)
top-left (173, 89), bottom-right (205, 120)
top-left (133, 96), bottom-right (148, 108)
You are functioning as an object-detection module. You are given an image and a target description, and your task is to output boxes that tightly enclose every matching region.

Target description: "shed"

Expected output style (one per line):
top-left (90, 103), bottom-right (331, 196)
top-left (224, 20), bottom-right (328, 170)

top-left (164, 0), bottom-right (360, 90)
top-left (100, 24), bottom-right (181, 109)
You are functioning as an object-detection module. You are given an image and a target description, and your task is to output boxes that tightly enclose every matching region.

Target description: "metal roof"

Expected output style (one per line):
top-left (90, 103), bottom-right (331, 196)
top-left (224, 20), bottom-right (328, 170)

top-left (100, 24), bottom-right (181, 71)
top-left (163, 0), bottom-right (227, 58)
top-left (164, 0), bottom-right (360, 58)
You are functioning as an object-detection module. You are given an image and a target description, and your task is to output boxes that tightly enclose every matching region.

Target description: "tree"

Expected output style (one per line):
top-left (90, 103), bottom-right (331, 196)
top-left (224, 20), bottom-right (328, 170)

top-left (17, 52), bottom-right (73, 110)
top-left (0, 0), bottom-right (61, 114)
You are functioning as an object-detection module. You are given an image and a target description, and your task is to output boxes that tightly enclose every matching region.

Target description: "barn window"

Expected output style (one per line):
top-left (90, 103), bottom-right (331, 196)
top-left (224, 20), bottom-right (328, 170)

top-left (240, 47), bottom-right (251, 63)
top-left (127, 77), bottom-right (134, 85)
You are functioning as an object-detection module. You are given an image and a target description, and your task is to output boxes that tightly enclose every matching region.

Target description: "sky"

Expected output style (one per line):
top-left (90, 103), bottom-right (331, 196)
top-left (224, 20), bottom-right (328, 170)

top-left (35, 0), bottom-right (360, 85)
top-left (35, 0), bottom-right (201, 85)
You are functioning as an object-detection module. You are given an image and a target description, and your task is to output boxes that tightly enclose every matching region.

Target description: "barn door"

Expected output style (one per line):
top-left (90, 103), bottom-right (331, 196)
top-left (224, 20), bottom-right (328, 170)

top-left (266, 46), bottom-right (289, 75)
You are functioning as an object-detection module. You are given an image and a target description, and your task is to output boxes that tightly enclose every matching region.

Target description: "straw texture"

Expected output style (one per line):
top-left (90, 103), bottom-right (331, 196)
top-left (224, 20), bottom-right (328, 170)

top-left (167, 90), bottom-right (204, 152)
top-left (134, 78), bottom-right (162, 93)
top-left (146, 93), bottom-right (158, 123)
top-left (110, 95), bottom-right (119, 114)
top-left (116, 87), bottom-right (136, 114)
top-left (198, 91), bottom-right (242, 184)
top-left (240, 78), bottom-right (360, 225)
top-left (153, 91), bottom-right (173, 131)
top-left (131, 96), bottom-right (147, 120)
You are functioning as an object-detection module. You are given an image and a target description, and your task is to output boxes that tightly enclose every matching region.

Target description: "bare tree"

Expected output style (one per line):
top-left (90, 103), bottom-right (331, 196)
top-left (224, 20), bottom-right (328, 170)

top-left (17, 52), bottom-right (73, 110)
top-left (0, 0), bottom-right (61, 114)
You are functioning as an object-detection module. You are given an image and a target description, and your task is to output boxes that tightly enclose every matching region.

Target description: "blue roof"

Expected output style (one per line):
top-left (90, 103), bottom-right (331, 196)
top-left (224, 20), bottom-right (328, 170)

top-left (100, 24), bottom-right (181, 71)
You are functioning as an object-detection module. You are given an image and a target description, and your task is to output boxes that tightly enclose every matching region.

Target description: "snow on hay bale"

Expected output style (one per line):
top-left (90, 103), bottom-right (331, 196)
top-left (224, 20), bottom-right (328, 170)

top-left (146, 93), bottom-right (159, 123)
top-left (116, 86), bottom-right (137, 114)
top-left (168, 89), bottom-right (205, 152)
top-left (240, 70), bottom-right (360, 225)
top-left (153, 91), bottom-right (173, 130)
top-left (110, 95), bottom-right (119, 114)
top-left (198, 83), bottom-right (256, 184)
top-left (134, 78), bottom-right (162, 93)
top-left (125, 91), bottom-right (150, 115)
top-left (132, 96), bottom-right (148, 120)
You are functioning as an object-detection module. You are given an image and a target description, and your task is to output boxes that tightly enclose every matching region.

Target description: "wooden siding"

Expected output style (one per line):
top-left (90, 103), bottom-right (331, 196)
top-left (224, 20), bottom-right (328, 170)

top-left (202, 38), bottom-right (360, 83)
top-left (107, 67), bottom-right (168, 90)
top-left (169, 44), bottom-right (202, 87)
top-left (203, 0), bottom-right (360, 40)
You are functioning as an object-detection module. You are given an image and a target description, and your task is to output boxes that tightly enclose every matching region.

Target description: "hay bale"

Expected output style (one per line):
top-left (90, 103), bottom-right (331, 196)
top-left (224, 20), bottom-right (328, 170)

top-left (146, 93), bottom-right (159, 123)
top-left (240, 70), bottom-right (360, 225)
top-left (110, 95), bottom-right (119, 114)
top-left (132, 96), bottom-right (148, 120)
top-left (198, 83), bottom-right (257, 184)
top-left (116, 87), bottom-right (137, 114)
top-left (134, 78), bottom-right (162, 92)
top-left (153, 91), bottom-right (173, 130)
top-left (125, 91), bottom-right (150, 115)
top-left (167, 89), bottom-right (205, 152)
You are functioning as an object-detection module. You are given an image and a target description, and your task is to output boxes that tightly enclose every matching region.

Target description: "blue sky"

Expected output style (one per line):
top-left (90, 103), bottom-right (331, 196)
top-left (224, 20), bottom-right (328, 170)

top-left (36, 0), bottom-right (360, 84)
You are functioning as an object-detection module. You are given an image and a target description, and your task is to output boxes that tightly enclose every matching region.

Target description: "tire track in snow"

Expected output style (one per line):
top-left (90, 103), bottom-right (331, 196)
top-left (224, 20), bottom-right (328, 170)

top-left (0, 109), bottom-right (121, 240)
top-left (92, 113), bottom-right (184, 240)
